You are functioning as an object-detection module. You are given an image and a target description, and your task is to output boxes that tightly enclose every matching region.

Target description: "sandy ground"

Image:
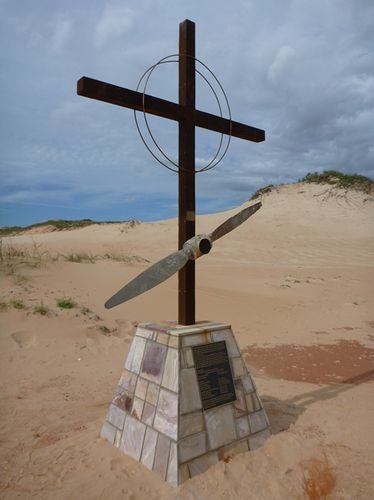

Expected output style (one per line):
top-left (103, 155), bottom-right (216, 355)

top-left (0, 182), bottom-right (373, 499)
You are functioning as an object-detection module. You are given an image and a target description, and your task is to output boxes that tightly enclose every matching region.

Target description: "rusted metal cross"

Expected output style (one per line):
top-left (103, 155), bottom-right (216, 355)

top-left (77, 19), bottom-right (265, 325)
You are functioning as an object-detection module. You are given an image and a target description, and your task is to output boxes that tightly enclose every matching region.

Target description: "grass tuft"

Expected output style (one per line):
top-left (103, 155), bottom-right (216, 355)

top-left (57, 297), bottom-right (76, 309)
top-left (0, 301), bottom-right (8, 311)
top-left (0, 239), bottom-right (49, 277)
top-left (33, 302), bottom-right (50, 316)
top-left (10, 299), bottom-right (27, 310)
top-left (0, 218), bottom-right (138, 237)
top-left (250, 184), bottom-right (274, 200)
top-left (300, 170), bottom-right (373, 193)
top-left (99, 325), bottom-right (111, 335)
top-left (103, 251), bottom-right (150, 264)
top-left (64, 252), bottom-right (97, 263)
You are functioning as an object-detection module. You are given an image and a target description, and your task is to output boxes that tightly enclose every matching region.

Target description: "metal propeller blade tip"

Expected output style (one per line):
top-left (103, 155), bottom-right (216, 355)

top-left (104, 248), bottom-right (189, 309)
top-left (210, 201), bottom-right (262, 242)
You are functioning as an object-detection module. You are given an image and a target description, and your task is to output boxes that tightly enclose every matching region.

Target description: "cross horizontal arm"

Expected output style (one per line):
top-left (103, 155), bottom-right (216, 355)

top-left (77, 77), bottom-right (265, 143)
top-left (193, 109), bottom-right (264, 142)
top-left (77, 76), bottom-right (183, 121)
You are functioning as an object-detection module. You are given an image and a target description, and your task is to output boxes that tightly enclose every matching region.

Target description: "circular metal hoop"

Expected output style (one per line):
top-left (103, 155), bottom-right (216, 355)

top-left (133, 54), bottom-right (232, 173)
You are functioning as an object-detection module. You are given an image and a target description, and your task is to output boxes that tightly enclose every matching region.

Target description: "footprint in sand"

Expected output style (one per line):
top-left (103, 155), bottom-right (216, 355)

top-left (11, 330), bottom-right (37, 348)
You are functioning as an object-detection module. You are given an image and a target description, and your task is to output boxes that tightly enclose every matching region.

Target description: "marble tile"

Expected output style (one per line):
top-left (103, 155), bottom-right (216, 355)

top-left (168, 335), bottom-right (179, 348)
top-left (118, 370), bottom-right (137, 393)
top-left (182, 347), bottom-right (194, 368)
top-left (174, 325), bottom-right (202, 335)
top-left (179, 464), bottom-right (190, 484)
top-left (125, 336), bottom-right (147, 374)
top-left (249, 410), bottom-right (268, 434)
top-left (141, 402), bottom-right (156, 426)
top-left (131, 397), bottom-right (144, 420)
top-left (231, 357), bottom-right (246, 378)
top-left (166, 442), bottom-right (178, 486)
top-left (140, 427), bottom-right (158, 470)
top-left (112, 389), bottom-right (133, 412)
top-left (157, 332), bottom-right (169, 345)
top-left (145, 322), bottom-right (169, 333)
top-left (182, 333), bottom-right (207, 347)
top-left (179, 431), bottom-right (207, 463)
top-left (212, 329), bottom-right (240, 357)
top-left (241, 375), bottom-right (254, 394)
top-left (135, 327), bottom-right (154, 339)
top-left (249, 428), bottom-right (271, 451)
top-left (114, 429), bottom-right (122, 448)
top-left (141, 342), bottom-right (167, 384)
top-left (233, 379), bottom-right (247, 417)
top-left (205, 404), bottom-right (236, 449)
top-left (180, 368), bottom-right (202, 414)
top-left (100, 421), bottom-right (116, 444)
top-left (203, 323), bottom-right (228, 331)
top-left (162, 348), bottom-right (179, 392)
top-left (180, 412), bottom-right (204, 438)
top-left (107, 404), bottom-right (126, 430)
top-left (146, 382), bottom-right (160, 406)
top-left (188, 451), bottom-right (219, 478)
top-left (236, 416), bottom-right (250, 438)
top-left (120, 415), bottom-right (146, 461)
top-left (154, 389), bottom-right (178, 440)
top-left (153, 434), bottom-right (170, 480)
top-left (135, 377), bottom-right (148, 400)
top-left (246, 392), bottom-right (261, 413)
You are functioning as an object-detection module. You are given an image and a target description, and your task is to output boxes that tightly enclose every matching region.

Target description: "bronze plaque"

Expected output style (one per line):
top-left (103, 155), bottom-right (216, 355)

top-left (192, 341), bottom-right (236, 410)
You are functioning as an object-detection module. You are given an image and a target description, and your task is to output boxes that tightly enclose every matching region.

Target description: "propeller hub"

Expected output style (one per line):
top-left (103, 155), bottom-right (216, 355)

top-left (199, 237), bottom-right (212, 255)
top-left (183, 234), bottom-right (213, 260)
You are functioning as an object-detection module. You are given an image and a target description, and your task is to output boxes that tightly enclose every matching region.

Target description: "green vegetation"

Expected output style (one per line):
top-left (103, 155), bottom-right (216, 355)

top-left (300, 170), bottom-right (373, 193)
top-left (10, 299), bottom-right (27, 310)
top-left (249, 170), bottom-right (373, 201)
top-left (103, 251), bottom-right (150, 264)
top-left (0, 226), bottom-right (24, 237)
top-left (0, 240), bottom-right (49, 276)
top-left (64, 252), bottom-right (97, 263)
top-left (99, 325), bottom-right (111, 335)
top-left (249, 184), bottom-right (274, 200)
top-left (33, 302), bottom-right (50, 316)
top-left (57, 297), bottom-right (76, 309)
top-left (0, 301), bottom-right (8, 311)
top-left (0, 218), bottom-right (132, 237)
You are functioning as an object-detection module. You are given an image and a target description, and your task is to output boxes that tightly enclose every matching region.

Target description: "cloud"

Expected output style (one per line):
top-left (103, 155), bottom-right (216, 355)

top-left (95, 4), bottom-right (135, 47)
top-left (7, 10), bottom-right (73, 52)
top-left (268, 45), bottom-right (296, 84)
top-left (50, 14), bottom-right (72, 52)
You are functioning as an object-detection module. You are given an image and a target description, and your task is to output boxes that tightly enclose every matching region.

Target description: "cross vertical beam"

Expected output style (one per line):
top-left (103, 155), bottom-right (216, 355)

top-left (178, 20), bottom-right (196, 325)
top-left (76, 18), bottom-right (266, 322)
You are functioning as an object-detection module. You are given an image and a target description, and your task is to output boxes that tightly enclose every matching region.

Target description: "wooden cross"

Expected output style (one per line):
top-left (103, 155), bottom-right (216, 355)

top-left (77, 19), bottom-right (265, 326)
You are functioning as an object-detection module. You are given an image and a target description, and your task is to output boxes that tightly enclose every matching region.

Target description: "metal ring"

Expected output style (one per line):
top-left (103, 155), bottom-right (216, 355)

top-left (135, 60), bottom-right (225, 172)
top-left (133, 54), bottom-right (232, 173)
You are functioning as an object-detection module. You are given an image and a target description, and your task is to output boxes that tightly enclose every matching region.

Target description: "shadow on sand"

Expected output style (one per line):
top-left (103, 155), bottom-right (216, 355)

top-left (262, 369), bottom-right (374, 434)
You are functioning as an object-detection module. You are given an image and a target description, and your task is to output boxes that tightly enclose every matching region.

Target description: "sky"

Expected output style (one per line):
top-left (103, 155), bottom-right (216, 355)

top-left (1, 0), bottom-right (373, 227)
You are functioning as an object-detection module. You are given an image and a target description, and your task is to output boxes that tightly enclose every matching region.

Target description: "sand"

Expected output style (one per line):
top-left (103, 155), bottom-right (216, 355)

top-left (0, 182), bottom-right (373, 499)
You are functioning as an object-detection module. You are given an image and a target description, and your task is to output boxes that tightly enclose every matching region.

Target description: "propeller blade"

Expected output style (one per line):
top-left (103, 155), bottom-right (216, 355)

top-left (210, 201), bottom-right (262, 242)
top-left (105, 248), bottom-right (189, 309)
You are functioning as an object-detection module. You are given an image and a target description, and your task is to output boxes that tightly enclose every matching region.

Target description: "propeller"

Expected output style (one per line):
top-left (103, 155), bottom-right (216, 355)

top-left (105, 201), bottom-right (262, 309)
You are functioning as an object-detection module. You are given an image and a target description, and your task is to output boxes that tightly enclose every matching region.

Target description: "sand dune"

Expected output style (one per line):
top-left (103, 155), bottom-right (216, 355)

top-left (1, 182), bottom-right (373, 499)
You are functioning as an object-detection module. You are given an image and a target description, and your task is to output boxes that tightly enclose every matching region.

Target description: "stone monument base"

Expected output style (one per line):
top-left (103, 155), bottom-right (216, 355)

top-left (100, 321), bottom-right (271, 486)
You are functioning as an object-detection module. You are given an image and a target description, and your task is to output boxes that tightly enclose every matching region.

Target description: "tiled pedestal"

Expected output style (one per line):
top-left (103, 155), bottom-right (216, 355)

top-left (101, 322), bottom-right (271, 486)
